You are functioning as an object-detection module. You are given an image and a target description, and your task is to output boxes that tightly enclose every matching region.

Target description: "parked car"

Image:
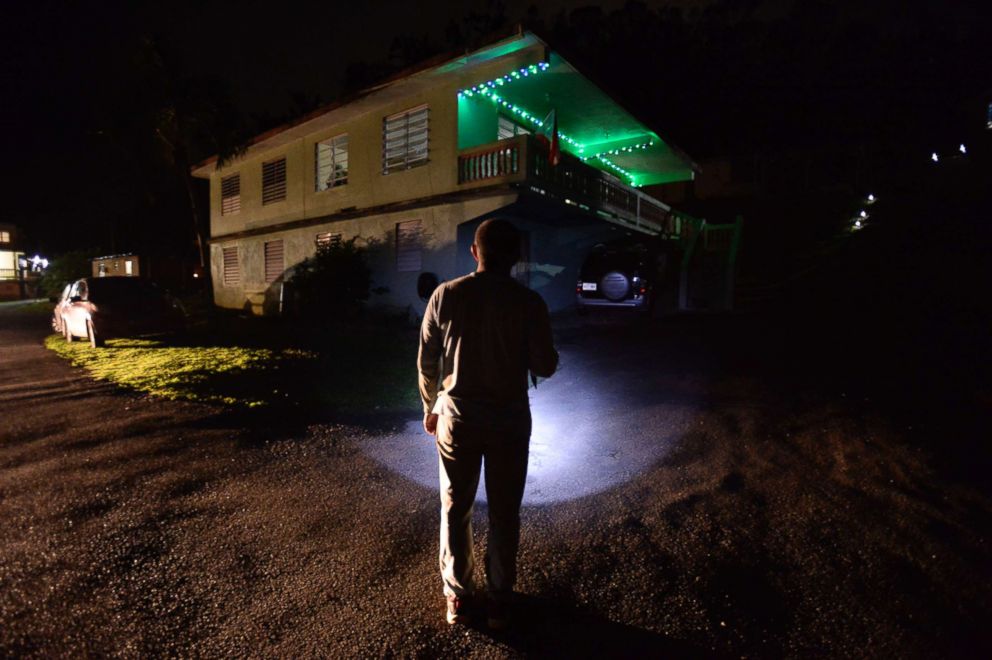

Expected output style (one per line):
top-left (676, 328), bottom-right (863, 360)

top-left (52, 277), bottom-right (187, 347)
top-left (575, 238), bottom-right (676, 313)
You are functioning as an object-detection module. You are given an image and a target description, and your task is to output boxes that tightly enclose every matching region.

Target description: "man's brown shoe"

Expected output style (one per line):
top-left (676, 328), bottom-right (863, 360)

top-left (446, 595), bottom-right (471, 625)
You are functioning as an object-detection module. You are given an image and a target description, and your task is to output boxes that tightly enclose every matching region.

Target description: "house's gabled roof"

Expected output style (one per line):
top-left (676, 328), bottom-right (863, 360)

top-left (191, 28), bottom-right (697, 186)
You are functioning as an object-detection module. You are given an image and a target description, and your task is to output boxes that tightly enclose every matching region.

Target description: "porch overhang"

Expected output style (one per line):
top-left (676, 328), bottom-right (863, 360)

top-left (457, 48), bottom-right (698, 187)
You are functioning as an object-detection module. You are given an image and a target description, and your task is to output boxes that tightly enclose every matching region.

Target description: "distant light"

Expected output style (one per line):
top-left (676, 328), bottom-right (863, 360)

top-left (867, 193), bottom-right (876, 203)
top-left (854, 220), bottom-right (862, 229)
top-left (959, 144), bottom-right (967, 154)
top-left (931, 152), bottom-right (939, 162)
top-left (18, 258), bottom-right (27, 269)
top-left (859, 210), bottom-right (868, 218)
top-left (193, 273), bottom-right (199, 278)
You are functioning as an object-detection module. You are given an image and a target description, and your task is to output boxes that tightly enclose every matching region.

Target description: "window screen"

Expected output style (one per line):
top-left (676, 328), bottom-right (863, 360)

top-left (383, 106), bottom-right (429, 174)
top-left (498, 115), bottom-right (530, 140)
top-left (315, 232), bottom-right (342, 249)
top-left (262, 158), bottom-right (287, 205)
top-left (221, 173), bottom-right (241, 214)
top-left (395, 220), bottom-right (423, 272)
top-left (264, 240), bottom-right (284, 283)
top-left (316, 135), bottom-right (348, 191)
top-left (222, 246), bottom-right (240, 286)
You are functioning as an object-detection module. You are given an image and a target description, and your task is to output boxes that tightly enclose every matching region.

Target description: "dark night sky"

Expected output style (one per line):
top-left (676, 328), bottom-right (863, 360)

top-left (1, 0), bottom-right (987, 255)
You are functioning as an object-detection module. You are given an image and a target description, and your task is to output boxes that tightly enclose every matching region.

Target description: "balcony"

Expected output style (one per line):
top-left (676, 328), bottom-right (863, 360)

top-left (456, 135), bottom-right (696, 240)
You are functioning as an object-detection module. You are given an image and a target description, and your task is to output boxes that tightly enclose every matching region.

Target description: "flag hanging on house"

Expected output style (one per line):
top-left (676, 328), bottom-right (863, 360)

top-left (539, 108), bottom-right (560, 166)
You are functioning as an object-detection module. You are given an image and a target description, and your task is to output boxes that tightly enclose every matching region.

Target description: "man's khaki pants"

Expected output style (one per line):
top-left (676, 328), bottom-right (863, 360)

top-left (436, 414), bottom-right (530, 601)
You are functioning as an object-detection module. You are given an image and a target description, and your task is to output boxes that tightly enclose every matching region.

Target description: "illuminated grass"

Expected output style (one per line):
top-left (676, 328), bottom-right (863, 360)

top-left (44, 335), bottom-right (310, 407)
top-left (43, 320), bottom-right (421, 413)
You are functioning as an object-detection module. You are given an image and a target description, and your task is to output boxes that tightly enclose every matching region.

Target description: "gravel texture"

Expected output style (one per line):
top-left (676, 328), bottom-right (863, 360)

top-left (1, 306), bottom-right (990, 658)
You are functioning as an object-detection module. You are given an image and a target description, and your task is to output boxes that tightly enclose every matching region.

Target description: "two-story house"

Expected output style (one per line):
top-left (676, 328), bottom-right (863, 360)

top-left (191, 29), bottom-right (702, 315)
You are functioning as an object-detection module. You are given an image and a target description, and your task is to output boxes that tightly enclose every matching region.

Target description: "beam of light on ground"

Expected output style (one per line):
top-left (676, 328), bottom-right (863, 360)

top-left (360, 346), bottom-right (698, 505)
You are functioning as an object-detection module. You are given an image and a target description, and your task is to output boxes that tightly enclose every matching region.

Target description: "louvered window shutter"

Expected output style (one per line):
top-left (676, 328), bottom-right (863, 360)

top-left (264, 240), bottom-right (284, 283)
top-left (383, 106), bottom-right (429, 174)
top-left (262, 158), bottom-right (287, 205)
top-left (395, 220), bottom-right (423, 272)
top-left (221, 173), bottom-right (241, 214)
top-left (315, 232), bottom-right (342, 250)
top-left (222, 247), bottom-right (240, 286)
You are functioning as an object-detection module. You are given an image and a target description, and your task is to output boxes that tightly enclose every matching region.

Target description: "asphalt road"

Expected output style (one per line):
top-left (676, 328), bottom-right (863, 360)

top-left (1, 304), bottom-right (990, 657)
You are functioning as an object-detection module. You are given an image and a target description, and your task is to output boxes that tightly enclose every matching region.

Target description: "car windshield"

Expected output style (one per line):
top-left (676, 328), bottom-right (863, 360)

top-left (86, 278), bottom-right (162, 302)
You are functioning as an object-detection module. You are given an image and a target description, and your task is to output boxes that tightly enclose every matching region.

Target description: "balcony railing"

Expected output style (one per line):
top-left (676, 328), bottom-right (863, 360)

top-left (457, 135), bottom-right (698, 239)
top-left (0, 268), bottom-right (20, 281)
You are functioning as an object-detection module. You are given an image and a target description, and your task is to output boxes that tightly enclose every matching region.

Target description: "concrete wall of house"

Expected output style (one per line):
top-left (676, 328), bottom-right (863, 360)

top-left (204, 44), bottom-right (545, 315)
top-left (210, 193), bottom-right (517, 316)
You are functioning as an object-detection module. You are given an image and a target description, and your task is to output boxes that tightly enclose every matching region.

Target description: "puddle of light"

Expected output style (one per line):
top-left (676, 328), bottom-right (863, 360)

top-left (360, 388), bottom-right (689, 506)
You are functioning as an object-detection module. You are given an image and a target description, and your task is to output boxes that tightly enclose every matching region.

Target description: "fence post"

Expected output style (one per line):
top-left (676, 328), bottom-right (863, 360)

top-left (679, 217), bottom-right (704, 311)
top-left (724, 215), bottom-right (743, 311)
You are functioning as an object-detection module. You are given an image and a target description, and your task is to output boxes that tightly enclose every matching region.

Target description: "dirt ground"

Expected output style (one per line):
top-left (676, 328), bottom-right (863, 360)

top-left (1, 303), bottom-right (990, 658)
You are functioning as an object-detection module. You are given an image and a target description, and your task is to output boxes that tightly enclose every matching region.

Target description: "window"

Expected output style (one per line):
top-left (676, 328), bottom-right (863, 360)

top-left (498, 115), bottom-right (530, 140)
top-left (221, 173), bottom-right (241, 215)
top-left (315, 232), bottom-right (342, 250)
top-left (222, 246), bottom-right (240, 286)
top-left (264, 240), bottom-right (284, 283)
top-left (262, 158), bottom-right (287, 205)
top-left (124, 260), bottom-right (133, 276)
top-left (395, 220), bottom-right (423, 272)
top-left (0, 231), bottom-right (9, 243)
top-left (316, 135), bottom-right (348, 190)
top-left (383, 105), bottom-right (429, 174)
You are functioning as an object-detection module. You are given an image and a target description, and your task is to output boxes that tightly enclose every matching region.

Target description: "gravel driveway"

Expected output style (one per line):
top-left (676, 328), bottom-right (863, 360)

top-left (1, 305), bottom-right (989, 657)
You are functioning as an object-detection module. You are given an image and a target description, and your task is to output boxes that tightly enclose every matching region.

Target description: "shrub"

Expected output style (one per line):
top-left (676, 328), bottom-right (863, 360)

top-left (38, 250), bottom-right (93, 299)
top-left (289, 238), bottom-right (372, 320)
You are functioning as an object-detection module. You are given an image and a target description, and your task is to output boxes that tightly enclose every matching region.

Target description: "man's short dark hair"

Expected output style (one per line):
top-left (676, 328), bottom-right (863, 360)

top-left (474, 219), bottom-right (521, 269)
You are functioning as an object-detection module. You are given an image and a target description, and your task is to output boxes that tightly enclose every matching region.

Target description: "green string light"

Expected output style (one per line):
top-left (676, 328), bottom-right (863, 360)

top-left (594, 155), bottom-right (638, 186)
top-left (457, 61), bottom-right (643, 186)
top-left (458, 62), bottom-right (584, 151)
top-left (582, 140), bottom-right (655, 161)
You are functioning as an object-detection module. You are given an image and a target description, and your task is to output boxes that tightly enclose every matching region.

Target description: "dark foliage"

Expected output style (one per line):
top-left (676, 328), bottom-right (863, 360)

top-left (288, 239), bottom-right (373, 320)
top-left (38, 251), bottom-right (94, 299)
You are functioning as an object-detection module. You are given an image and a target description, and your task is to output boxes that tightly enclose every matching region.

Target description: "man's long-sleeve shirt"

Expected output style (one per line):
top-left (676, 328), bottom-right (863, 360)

top-left (418, 271), bottom-right (558, 425)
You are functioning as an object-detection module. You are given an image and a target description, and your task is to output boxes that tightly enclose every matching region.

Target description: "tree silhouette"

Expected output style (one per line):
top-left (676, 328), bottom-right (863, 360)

top-left (129, 36), bottom-right (249, 282)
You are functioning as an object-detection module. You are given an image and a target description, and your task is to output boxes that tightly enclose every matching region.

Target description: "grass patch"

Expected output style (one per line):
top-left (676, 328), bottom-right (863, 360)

top-left (44, 335), bottom-right (307, 407)
top-left (42, 315), bottom-right (422, 413)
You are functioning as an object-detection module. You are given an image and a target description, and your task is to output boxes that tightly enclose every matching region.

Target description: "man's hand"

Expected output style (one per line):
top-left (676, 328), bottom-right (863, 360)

top-left (423, 412), bottom-right (439, 436)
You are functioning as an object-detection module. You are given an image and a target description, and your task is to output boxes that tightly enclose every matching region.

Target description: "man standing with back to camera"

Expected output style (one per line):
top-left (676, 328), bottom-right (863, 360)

top-left (418, 218), bottom-right (558, 630)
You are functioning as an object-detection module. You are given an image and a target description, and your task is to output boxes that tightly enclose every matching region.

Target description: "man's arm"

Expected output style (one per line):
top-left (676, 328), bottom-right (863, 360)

top-left (417, 290), bottom-right (443, 431)
top-left (528, 294), bottom-right (558, 378)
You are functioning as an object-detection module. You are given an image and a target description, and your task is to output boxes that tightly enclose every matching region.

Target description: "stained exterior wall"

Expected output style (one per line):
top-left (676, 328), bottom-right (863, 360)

top-left (210, 194), bottom-right (519, 315)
